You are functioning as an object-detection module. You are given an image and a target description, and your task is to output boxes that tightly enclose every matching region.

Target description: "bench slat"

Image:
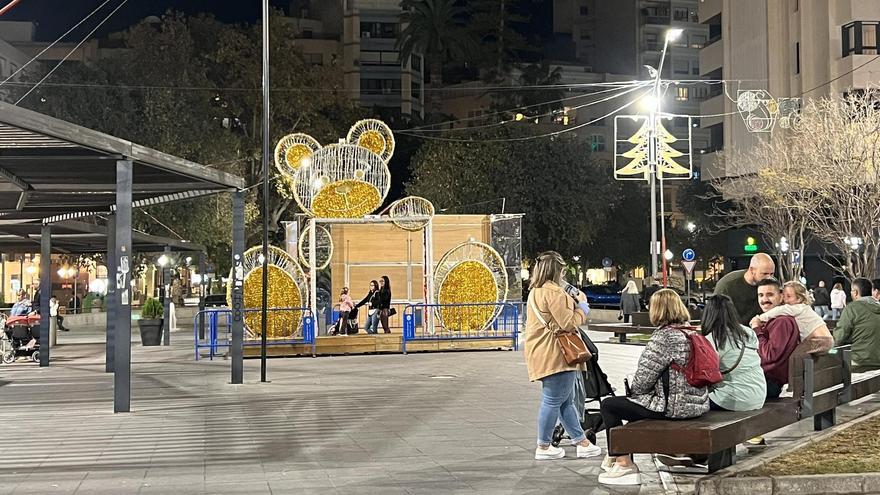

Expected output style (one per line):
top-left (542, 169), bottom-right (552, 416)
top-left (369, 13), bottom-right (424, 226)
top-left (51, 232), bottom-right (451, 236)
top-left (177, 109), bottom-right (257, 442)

top-left (609, 400), bottom-right (799, 455)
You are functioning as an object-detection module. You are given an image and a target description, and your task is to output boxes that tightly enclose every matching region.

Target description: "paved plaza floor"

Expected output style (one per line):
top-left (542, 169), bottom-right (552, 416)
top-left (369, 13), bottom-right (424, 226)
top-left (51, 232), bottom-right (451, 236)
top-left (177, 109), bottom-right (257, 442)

top-left (1, 327), bottom-right (878, 494)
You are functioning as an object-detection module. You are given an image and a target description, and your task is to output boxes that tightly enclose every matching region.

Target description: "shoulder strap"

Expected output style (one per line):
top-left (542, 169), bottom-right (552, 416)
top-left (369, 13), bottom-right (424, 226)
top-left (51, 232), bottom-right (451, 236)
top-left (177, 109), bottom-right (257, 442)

top-left (721, 342), bottom-right (747, 375)
top-left (527, 291), bottom-right (548, 327)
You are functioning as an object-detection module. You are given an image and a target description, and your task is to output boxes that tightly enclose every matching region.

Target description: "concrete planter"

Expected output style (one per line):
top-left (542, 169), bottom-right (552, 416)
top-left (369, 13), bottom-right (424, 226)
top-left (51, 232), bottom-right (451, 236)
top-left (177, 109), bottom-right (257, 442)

top-left (138, 319), bottom-right (163, 346)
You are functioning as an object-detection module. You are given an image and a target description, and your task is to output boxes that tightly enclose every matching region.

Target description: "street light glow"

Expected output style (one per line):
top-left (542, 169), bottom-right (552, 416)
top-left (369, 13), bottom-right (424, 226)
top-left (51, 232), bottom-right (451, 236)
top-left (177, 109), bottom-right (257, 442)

top-left (640, 94), bottom-right (658, 112)
top-left (686, 222), bottom-right (696, 233)
top-left (666, 28), bottom-right (684, 41)
top-left (664, 249), bottom-right (674, 261)
top-left (157, 254), bottom-right (169, 267)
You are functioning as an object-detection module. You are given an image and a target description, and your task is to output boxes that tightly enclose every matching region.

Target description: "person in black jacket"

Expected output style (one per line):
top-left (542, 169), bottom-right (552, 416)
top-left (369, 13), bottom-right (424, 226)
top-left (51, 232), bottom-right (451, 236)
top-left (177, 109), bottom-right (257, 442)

top-left (355, 280), bottom-right (381, 334)
top-left (377, 275), bottom-right (392, 334)
top-left (812, 280), bottom-right (831, 320)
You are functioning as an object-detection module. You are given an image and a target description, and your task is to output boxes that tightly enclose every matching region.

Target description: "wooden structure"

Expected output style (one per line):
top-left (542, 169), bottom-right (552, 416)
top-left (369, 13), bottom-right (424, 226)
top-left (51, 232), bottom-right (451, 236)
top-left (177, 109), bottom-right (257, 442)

top-left (242, 333), bottom-right (514, 357)
top-left (329, 214), bottom-right (491, 304)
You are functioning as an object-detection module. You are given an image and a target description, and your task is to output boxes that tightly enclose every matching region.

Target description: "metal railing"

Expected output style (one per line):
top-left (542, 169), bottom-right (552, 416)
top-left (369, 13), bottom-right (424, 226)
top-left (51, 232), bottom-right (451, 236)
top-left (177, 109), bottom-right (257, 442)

top-left (401, 302), bottom-right (520, 354)
top-left (193, 307), bottom-right (315, 360)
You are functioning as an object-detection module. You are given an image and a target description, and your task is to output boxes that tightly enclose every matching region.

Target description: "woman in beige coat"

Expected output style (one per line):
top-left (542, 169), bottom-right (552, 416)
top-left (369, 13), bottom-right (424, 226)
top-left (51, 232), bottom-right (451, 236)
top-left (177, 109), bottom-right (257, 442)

top-left (525, 251), bottom-right (602, 460)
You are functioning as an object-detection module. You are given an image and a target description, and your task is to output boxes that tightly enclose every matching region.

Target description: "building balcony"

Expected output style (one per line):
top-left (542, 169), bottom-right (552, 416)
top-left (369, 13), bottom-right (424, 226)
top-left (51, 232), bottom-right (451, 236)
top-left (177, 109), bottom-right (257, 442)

top-left (699, 35), bottom-right (723, 74)
top-left (700, 93), bottom-right (725, 128)
top-left (699, 0), bottom-right (722, 23)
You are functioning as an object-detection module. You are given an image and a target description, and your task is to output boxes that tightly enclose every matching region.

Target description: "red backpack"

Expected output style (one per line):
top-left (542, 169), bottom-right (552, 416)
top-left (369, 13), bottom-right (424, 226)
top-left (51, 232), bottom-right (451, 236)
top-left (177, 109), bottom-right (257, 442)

top-left (669, 326), bottom-right (722, 388)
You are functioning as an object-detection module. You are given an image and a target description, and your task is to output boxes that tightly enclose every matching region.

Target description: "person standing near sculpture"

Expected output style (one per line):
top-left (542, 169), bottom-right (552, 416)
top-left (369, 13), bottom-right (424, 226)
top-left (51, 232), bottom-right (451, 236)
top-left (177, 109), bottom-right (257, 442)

top-left (713, 253), bottom-right (776, 325)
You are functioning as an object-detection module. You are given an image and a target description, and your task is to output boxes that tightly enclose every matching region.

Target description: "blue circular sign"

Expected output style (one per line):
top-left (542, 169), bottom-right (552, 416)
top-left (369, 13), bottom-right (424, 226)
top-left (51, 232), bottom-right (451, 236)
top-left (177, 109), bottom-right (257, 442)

top-left (601, 257), bottom-right (613, 267)
top-left (682, 249), bottom-right (696, 262)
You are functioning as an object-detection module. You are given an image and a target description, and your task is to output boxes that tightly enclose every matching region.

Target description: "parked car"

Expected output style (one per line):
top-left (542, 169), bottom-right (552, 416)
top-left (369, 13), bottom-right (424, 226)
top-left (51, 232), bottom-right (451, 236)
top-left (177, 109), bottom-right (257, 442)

top-left (581, 285), bottom-right (621, 308)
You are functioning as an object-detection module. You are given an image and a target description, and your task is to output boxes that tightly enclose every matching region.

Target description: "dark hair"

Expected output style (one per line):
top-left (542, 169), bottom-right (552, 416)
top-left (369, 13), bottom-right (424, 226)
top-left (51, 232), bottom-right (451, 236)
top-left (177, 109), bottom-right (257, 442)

top-left (756, 277), bottom-right (782, 291)
top-left (380, 275), bottom-right (391, 294)
top-left (852, 278), bottom-right (873, 298)
top-left (872, 279), bottom-right (880, 293)
top-left (369, 280), bottom-right (378, 290)
top-left (701, 294), bottom-right (749, 350)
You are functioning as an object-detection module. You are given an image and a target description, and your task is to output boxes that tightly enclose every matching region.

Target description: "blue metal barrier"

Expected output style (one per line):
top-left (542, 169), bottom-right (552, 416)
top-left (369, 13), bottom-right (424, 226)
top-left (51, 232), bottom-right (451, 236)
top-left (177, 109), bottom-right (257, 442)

top-left (401, 302), bottom-right (519, 354)
top-left (194, 307), bottom-right (315, 360)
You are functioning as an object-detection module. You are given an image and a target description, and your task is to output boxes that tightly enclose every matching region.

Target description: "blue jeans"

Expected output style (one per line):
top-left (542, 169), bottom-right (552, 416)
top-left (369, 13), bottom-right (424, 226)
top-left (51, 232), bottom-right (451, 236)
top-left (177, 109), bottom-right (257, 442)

top-left (813, 305), bottom-right (830, 320)
top-left (365, 311), bottom-right (379, 334)
top-left (831, 308), bottom-right (842, 320)
top-left (537, 371), bottom-right (586, 446)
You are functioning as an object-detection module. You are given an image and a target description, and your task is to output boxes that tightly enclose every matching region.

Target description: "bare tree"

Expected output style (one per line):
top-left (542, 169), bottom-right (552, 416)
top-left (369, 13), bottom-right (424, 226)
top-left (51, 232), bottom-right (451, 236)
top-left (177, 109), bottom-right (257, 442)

top-left (715, 89), bottom-right (880, 279)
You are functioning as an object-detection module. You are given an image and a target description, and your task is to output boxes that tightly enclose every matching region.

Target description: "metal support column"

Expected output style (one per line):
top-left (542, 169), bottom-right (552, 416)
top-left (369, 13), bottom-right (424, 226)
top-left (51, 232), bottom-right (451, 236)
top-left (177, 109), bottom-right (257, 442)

top-left (231, 191), bottom-right (245, 384)
top-left (198, 251), bottom-right (206, 339)
top-left (309, 218), bottom-right (317, 328)
top-left (113, 159), bottom-right (133, 413)
top-left (105, 215), bottom-right (116, 372)
top-left (39, 224), bottom-right (51, 367)
top-left (162, 245), bottom-right (171, 346)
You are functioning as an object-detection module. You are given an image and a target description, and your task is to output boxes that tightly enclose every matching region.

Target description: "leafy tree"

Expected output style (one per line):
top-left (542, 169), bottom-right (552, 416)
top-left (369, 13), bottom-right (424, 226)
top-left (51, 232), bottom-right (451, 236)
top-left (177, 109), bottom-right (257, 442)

top-left (406, 128), bottom-right (617, 258)
top-left (465, 0), bottom-right (532, 82)
top-left (398, 0), bottom-right (473, 118)
top-left (16, 11), bottom-right (361, 271)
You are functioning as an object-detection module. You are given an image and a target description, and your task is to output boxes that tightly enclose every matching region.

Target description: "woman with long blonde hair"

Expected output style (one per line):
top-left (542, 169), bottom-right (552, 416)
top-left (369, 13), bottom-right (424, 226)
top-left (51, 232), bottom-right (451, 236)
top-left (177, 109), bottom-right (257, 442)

top-left (524, 251), bottom-right (602, 461)
top-left (619, 280), bottom-right (641, 323)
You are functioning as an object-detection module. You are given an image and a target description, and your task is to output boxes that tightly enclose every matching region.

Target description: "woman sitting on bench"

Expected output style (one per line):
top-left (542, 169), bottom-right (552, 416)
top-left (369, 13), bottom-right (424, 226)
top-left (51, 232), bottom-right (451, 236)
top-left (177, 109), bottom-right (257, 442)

top-left (598, 289), bottom-right (709, 486)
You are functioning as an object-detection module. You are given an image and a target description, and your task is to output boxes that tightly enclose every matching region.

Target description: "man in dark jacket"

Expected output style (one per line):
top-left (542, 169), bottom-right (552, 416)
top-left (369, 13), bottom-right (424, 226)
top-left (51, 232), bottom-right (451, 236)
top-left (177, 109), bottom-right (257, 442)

top-left (812, 280), bottom-right (831, 320)
top-left (834, 278), bottom-right (880, 373)
top-left (714, 253), bottom-right (776, 325)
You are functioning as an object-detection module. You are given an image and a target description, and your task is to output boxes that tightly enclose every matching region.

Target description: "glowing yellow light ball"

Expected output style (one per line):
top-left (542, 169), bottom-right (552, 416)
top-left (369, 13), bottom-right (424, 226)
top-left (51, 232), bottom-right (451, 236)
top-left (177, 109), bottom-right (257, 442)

top-left (312, 179), bottom-right (382, 218)
top-left (243, 265), bottom-right (301, 339)
top-left (357, 130), bottom-right (386, 156)
top-left (285, 143), bottom-right (313, 170)
top-left (438, 261), bottom-right (498, 332)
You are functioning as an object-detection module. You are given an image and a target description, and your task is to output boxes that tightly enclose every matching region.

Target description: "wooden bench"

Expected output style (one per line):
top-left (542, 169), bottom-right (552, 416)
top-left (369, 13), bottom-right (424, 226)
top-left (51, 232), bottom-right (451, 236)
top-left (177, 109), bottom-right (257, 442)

top-left (587, 310), bottom-right (701, 344)
top-left (608, 345), bottom-right (880, 472)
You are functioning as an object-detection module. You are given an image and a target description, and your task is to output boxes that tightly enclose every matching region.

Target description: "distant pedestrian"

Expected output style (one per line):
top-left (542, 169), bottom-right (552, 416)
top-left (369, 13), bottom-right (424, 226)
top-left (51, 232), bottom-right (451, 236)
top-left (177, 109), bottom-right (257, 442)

top-left (377, 275), bottom-right (392, 334)
top-left (642, 275), bottom-right (662, 310)
top-left (523, 251), bottom-right (600, 462)
top-left (831, 282), bottom-right (847, 320)
top-left (619, 280), bottom-right (640, 323)
top-left (355, 280), bottom-right (380, 334)
top-left (812, 280), bottom-right (831, 320)
top-left (332, 287), bottom-right (354, 336)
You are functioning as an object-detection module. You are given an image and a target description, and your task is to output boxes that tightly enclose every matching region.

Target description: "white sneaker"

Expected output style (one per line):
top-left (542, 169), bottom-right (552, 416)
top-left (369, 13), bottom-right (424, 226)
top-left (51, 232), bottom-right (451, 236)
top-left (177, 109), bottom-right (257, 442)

top-left (598, 463), bottom-right (642, 485)
top-left (534, 445), bottom-right (565, 460)
top-left (600, 455), bottom-right (615, 472)
top-left (576, 442), bottom-right (602, 458)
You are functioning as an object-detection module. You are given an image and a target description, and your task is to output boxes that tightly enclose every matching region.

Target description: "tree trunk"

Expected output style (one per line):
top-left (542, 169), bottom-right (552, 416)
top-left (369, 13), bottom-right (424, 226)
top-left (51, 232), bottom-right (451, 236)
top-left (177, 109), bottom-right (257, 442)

top-left (429, 58), bottom-right (443, 119)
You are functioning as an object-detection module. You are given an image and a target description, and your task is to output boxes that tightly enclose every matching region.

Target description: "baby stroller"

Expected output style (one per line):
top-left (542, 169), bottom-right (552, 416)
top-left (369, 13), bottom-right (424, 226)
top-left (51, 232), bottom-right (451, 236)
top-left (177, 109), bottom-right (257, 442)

top-left (551, 328), bottom-right (615, 446)
top-left (1, 314), bottom-right (41, 364)
top-left (332, 306), bottom-right (359, 335)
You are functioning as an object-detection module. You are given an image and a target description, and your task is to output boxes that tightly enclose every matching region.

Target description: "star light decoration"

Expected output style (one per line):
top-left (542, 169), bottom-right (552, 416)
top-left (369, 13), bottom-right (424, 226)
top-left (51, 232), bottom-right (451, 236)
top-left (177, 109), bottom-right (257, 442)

top-left (613, 115), bottom-right (693, 181)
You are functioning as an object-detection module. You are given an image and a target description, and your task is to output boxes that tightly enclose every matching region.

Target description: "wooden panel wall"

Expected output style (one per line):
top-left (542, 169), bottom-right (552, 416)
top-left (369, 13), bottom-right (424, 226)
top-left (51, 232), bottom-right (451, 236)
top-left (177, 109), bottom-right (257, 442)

top-left (329, 215), bottom-right (490, 303)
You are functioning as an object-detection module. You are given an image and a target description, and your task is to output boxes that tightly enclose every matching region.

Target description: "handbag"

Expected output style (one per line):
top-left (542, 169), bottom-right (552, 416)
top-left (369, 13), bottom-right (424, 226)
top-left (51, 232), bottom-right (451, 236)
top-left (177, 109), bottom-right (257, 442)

top-left (528, 292), bottom-right (591, 365)
top-left (388, 307), bottom-right (397, 316)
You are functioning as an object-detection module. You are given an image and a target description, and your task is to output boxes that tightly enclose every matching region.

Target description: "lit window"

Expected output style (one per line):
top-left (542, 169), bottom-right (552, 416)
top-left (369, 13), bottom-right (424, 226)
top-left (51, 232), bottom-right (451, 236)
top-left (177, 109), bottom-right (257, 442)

top-left (676, 87), bottom-right (689, 101)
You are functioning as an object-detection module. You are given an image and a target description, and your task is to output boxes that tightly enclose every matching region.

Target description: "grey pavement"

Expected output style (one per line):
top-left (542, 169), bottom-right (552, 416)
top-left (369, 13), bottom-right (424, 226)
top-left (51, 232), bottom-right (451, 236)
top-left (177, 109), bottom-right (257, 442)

top-left (0, 324), bottom-right (877, 494)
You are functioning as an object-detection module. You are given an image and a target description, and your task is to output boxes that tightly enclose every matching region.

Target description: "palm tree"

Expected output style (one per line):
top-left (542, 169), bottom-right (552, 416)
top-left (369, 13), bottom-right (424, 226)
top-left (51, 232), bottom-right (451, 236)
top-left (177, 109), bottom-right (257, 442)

top-left (397, 0), bottom-right (472, 119)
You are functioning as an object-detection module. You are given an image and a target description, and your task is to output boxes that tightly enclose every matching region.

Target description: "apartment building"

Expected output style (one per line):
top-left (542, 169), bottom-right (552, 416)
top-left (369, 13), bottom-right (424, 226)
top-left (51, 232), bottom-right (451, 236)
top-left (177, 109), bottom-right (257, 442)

top-left (698, 0), bottom-right (880, 179)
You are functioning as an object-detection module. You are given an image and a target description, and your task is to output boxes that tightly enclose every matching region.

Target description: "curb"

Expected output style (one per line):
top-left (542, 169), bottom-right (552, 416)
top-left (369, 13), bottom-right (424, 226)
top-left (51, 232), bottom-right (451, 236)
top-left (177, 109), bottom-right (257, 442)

top-left (696, 407), bottom-right (880, 495)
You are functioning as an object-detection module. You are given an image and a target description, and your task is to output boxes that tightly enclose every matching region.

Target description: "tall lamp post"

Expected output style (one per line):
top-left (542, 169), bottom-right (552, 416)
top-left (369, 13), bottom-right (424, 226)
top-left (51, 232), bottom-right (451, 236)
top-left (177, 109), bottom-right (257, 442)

top-left (643, 28), bottom-right (683, 285)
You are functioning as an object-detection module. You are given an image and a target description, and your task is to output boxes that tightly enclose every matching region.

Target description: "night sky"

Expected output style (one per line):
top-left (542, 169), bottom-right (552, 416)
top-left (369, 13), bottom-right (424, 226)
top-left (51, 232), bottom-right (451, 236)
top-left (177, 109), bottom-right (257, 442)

top-left (2, 0), bottom-right (291, 41)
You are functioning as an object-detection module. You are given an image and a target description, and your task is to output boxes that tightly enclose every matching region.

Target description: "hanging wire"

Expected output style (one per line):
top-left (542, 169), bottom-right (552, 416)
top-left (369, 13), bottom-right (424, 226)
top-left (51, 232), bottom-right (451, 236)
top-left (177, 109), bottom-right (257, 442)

top-left (0, 0), bottom-right (115, 88)
top-left (16, 0), bottom-right (129, 105)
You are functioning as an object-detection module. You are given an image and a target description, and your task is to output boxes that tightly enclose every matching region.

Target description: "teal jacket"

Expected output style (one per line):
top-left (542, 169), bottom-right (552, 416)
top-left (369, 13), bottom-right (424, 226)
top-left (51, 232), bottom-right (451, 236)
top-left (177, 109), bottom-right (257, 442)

top-left (833, 297), bottom-right (880, 371)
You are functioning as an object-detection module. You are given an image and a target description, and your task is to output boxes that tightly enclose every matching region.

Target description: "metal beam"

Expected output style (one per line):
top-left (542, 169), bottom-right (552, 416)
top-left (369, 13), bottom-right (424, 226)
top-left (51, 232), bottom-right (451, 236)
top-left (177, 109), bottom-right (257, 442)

top-left (39, 224), bottom-right (50, 367)
top-left (113, 160), bottom-right (133, 413)
top-left (105, 214), bottom-right (116, 373)
top-left (0, 164), bottom-right (30, 190)
top-left (231, 190), bottom-right (244, 384)
top-left (198, 251), bottom-right (206, 340)
top-left (162, 245), bottom-right (171, 346)
top-left (15, 191), bottom-right (27, 211)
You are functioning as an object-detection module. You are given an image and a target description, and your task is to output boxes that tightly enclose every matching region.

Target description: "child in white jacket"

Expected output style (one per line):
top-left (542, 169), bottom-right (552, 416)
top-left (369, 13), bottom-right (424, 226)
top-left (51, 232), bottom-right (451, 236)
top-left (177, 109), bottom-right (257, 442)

top-left (750, 281), bottom-right (833, 354)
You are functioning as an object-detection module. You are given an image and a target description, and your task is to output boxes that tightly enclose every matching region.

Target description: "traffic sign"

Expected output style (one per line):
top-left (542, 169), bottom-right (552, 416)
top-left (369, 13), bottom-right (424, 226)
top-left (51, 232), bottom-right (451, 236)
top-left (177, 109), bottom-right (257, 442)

top-left (682, 248), bottom-right (695, 262)
top-left (791, 250), bottom-right (802, 266)
top-left (682, 260), bottom-right (697, 274)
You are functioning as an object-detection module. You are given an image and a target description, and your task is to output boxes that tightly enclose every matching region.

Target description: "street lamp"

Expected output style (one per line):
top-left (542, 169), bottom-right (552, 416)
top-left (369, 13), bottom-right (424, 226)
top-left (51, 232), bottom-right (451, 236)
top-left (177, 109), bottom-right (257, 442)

top-left (157, 254), bottom-right (169, 267)
top-left (686, 222), bottom-right (696, 233)
top-left (644, 27), bottom-right (683, 287)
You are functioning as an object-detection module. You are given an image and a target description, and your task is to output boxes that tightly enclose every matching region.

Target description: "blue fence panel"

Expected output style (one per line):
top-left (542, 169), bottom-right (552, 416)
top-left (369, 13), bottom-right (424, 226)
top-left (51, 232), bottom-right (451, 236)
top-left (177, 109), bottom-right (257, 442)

top-left (401, 302), bottom-right (519, 354)
top-left (194, 307), bottom-right (315, 360)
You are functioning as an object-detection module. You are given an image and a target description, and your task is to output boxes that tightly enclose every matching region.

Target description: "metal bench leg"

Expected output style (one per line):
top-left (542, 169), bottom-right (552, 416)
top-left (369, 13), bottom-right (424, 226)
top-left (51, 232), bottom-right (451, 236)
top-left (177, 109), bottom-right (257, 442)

top-left (615, 333), bottom-right (626, 343)
top-left (814, 408), bottom-right (836, 431)
top-left (706, 447), bottom-right (736, 473)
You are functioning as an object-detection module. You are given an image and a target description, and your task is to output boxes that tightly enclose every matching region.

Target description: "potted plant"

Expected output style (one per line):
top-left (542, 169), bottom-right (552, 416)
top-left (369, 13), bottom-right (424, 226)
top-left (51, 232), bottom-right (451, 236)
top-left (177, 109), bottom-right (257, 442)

top-left (138, 297), bottom-right (164, 346)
